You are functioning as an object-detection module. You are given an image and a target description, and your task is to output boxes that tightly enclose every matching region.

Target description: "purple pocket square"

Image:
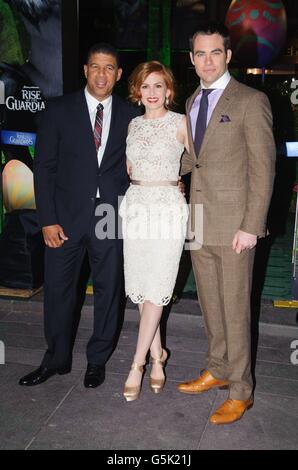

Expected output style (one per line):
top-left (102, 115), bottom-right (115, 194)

top-left (220, 115), bottom-right (231, 123)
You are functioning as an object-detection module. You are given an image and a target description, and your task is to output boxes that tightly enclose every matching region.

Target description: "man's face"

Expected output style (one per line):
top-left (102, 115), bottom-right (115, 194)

top-left (84, 52), bottom-right (122, 101)
top-left (190, 33), bottom-right (232, 87)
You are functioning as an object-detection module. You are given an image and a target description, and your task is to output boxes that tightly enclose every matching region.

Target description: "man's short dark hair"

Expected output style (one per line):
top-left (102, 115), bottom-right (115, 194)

top-left (190, 23), bottom-right (231, 54)
top-left (86, 43), bottom-right (120, 67)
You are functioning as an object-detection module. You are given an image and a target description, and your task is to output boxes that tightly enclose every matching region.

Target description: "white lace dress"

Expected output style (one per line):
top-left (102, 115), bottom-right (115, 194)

top-left (119, 111), bottom-right (188, 306)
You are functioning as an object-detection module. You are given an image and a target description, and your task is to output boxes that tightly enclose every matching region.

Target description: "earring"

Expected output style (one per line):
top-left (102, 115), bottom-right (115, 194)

top-left (138, 100), bottom-right (142, 106)
top-left (165, 97), bottom-right (169, 107)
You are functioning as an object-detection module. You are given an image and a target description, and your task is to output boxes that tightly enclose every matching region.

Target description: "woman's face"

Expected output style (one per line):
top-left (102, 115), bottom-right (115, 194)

top-left (139, 72), bottom-right (170, 111)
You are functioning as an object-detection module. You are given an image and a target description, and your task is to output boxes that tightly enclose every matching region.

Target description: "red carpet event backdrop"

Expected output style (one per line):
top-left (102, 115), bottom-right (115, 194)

top-left (0, 0), bottom-right (63, 289)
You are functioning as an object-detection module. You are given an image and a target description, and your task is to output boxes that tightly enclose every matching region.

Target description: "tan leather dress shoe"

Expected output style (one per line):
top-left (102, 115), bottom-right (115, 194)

top-left (210, 398), bottom-right (253, 425)
top-left (177, 370), bottom-right (229, 394)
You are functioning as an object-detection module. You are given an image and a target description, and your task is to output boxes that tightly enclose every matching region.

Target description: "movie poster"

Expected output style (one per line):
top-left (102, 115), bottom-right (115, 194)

top-left (0, 0), bottom-right (63, 289)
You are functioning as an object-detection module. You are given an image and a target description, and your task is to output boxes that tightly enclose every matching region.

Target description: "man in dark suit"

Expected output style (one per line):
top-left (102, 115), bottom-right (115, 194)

top-left (19, 43), bottom-right (138, 388)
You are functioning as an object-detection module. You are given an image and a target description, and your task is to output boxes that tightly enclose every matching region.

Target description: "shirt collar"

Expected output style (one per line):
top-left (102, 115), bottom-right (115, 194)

top-left (84, 87), bottom-right (112, 112)
top-left (201, 70), bottom-right (231, 90)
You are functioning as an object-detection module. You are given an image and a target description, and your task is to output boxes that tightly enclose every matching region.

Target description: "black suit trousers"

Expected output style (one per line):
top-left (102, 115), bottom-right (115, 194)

top-left (41, 202), bottom-right (124, 369)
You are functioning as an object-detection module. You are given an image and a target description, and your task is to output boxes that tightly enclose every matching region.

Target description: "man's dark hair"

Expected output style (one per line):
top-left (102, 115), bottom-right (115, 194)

top-left (85, 43), bottom-right (120, 67)
top-left (190, 23), bottom-right (231, 54)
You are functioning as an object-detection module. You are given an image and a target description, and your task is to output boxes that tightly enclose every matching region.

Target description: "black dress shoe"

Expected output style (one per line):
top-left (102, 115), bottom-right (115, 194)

top-left (84, 363), bottom-right (105, 388)
top-left (19, 365), bottom-right (71, 386)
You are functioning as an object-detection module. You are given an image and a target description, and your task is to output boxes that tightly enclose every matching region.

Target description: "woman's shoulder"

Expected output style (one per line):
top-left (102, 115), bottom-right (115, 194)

top-left (169, 110), bottom-right (185, 120)
top-left (169, 110), bottom-right (185, 116)
top-left (168, 111), bottom-right (186, 127)
top-left (129, 114), bottom-right (143, 126)
top-left (127, 114), bottom-right (144, 134)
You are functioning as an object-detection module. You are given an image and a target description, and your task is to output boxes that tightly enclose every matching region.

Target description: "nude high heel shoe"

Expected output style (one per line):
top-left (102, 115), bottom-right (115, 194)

top-left (123, 361), bottom-right (145, 402)
top-left (149, 348), bottom-right (168, 394)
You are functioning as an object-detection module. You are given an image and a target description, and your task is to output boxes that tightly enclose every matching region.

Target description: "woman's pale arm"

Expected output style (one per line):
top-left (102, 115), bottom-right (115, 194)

top-left (126, 159), bottom-right (132, 177)
top-left (177, 116), bottom-right (193, 175)
top-left (126, 121), bottom-right (133, 177)
top-left (176, 115), bottom-right (189, 153)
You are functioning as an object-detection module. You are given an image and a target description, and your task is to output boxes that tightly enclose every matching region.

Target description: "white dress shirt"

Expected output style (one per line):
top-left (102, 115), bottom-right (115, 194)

top-left (84, 87), bottom-right (112, 197)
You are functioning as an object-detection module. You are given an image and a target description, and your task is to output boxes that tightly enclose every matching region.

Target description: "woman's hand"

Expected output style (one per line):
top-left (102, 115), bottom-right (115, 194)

top-left (178, 176), bottom-right (185, 195)
top-left (126, 160), bottom-right (132, 178)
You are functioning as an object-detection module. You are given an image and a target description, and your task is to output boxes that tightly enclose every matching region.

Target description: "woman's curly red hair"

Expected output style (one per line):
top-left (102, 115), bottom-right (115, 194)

top-left (128, 61), bottom-right (176, 107)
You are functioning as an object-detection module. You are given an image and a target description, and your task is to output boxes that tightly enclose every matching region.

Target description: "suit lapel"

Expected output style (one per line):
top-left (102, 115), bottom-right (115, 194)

top-left (99, 94), bottom-right (117, 171)
top-left (75, 90), bottom-right (98, 165)
top-left (186, 85), bottom-right (201, 159)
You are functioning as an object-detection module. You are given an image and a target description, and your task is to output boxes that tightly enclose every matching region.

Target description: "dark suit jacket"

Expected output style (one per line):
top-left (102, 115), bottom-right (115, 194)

top-left (34, 89), bottom-right (138, 237)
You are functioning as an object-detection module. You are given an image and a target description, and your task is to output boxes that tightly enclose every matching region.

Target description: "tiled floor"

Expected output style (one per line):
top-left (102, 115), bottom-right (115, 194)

top-left (0, 298), bottom-right (298, 450)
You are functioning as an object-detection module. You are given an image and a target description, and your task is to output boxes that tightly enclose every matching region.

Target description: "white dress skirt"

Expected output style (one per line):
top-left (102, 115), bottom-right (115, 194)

top-left (119, 111), bottom-right (189, 306)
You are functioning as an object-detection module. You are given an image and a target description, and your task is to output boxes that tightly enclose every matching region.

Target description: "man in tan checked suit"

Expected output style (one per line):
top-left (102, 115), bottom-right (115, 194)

top-left (178, 23), bottom-right (276, 424)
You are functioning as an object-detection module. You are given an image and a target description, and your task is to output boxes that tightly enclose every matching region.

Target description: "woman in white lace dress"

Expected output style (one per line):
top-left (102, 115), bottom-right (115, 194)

top-left (120, 61), bottom-right (189, 401)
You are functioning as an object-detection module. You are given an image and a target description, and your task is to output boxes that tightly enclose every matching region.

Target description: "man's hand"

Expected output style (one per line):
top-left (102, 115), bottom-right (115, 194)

top-left (42, 224), bottom-right (69, 248)
top-left (178, 176), bottom-right (185, 195)
top-left (232, 230), bottom-right (257, 254)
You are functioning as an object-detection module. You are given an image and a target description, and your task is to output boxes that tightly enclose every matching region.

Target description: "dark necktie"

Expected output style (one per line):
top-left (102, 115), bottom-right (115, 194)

top-left (94, 103), bottom-right (104, 152)
top-left (194, 88), bottom-right (214, 156)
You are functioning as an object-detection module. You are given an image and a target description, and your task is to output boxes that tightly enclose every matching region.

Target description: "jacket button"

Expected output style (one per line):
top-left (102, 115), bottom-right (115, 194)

top-left (195, 163), bottom-right (201, 169)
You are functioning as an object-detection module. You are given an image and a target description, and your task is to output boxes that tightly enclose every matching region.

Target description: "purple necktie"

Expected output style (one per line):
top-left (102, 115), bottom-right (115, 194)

top-left (94, 103), bottom-right (104, 152)
top-left (194, 89), bottom-right (214, 156)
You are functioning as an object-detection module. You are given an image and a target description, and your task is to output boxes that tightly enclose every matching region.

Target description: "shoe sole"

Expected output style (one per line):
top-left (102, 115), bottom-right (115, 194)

top-left (150, 385), bottom-right (165, 394)
top-left (178, 385), bottom-right (229, 394)
top-left (19, 367), bottom-right (71, 386)
top-left (84, 377), bottom-right (105, 388)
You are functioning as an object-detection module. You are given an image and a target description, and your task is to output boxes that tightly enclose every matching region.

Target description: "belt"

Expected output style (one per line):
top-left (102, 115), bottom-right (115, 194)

top-left (130, 180), bottom-right (178, 187)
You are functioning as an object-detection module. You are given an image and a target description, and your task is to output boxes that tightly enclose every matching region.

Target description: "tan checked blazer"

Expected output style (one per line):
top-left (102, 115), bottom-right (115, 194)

top-left (181, 77), bottom-right (276, 246)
